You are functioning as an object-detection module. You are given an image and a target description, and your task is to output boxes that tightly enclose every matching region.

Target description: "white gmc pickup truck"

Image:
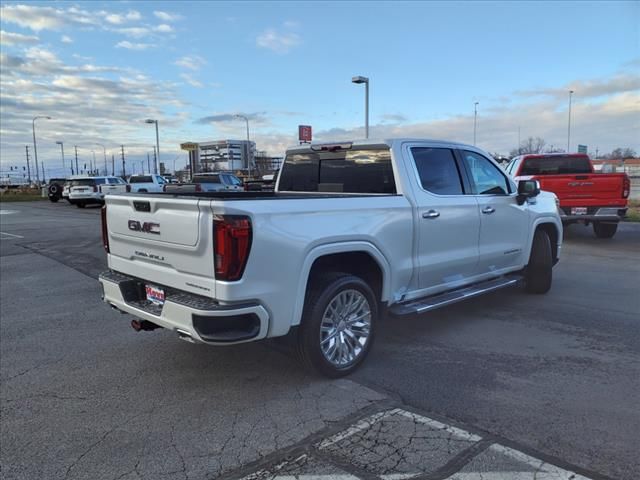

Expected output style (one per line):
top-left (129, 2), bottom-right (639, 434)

top-left (99, 139), bottom-right (562, 377)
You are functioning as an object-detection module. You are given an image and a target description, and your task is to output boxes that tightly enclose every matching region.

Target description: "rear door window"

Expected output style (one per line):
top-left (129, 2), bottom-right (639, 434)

top-left (129, 176), bottom-right (152, 183)
top-left (71, 179), bottom-right (96, 187)
top-left (410, 148), bottom-right (464, 195)
top-left (278, 147), bottom-right (396, 193)
top-left (194, 175), bottom-right (220, 184)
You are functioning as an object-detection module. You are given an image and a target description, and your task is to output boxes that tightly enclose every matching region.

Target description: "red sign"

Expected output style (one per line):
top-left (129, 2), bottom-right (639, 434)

top-left (298, 125), bottom-right (312, 143)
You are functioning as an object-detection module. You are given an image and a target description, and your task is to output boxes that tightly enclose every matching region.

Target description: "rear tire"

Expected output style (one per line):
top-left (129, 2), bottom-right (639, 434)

top-left (593, 222), bottom-right (617, 239)
top-left (297, 273), bottom-right (377, 378)
top-left (48, 196), bottom-right (59, 203)
top-left (76, 202), bottom-right (85, 208)
top-left (524, 229), bottom-right (552, 294)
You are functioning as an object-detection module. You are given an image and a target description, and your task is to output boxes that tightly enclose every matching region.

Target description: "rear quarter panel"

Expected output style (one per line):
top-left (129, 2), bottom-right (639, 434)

top-left (207, 195), bottom-right (414, 336)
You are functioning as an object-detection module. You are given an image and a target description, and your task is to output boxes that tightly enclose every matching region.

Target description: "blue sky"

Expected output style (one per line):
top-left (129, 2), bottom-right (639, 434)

top-left (1, 1), bottom-right (638, 177)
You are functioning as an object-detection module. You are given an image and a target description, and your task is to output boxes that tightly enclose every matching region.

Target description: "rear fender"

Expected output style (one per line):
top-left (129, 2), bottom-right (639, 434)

top-left (291, 242), bottom-right (391, 326)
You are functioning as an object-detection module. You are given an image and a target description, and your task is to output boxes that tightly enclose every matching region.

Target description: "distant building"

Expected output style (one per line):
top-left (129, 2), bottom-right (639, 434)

top-left (183, 140), bottom-right (283, 178)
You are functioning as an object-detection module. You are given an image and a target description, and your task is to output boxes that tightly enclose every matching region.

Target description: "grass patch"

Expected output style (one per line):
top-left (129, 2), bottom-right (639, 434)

top-left (626, 200), bottom-right (640, 222)
top-left (0, 190), bottom-right (46, 202)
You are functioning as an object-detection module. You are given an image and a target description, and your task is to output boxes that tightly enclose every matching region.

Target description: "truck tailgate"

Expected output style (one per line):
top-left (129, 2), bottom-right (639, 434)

top-left (105, 194), bottom-right (216, 297)
top-left (536, 174), bottom-right (625, 206)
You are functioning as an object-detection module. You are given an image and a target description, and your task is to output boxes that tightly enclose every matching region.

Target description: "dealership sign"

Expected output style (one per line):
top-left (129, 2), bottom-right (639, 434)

top-left (180, 142), bottom-right (198, 151)
top-left (298, 125), bottom-right (312, 143)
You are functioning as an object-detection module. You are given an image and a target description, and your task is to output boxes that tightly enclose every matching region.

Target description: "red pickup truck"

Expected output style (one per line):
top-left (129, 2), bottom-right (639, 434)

top-left (506, 153), bottom-right (630, 238)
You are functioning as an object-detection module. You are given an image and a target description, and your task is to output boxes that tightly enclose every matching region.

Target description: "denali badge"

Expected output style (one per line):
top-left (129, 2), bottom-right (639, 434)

top-left (128, 220), bottom-right (160, 234)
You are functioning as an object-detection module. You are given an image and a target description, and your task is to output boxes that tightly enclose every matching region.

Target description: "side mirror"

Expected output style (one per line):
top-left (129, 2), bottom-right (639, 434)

top-left (517, 179), bottom-right (540, 205)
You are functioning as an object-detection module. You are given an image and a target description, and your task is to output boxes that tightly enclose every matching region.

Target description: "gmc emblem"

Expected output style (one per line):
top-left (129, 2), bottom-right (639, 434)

top-left (128, 220), bottom-right (160, 234)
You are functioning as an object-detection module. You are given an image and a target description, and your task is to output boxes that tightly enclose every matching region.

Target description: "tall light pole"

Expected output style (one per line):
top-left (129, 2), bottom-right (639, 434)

top-left (235, 114), bottom-right (252, 178)
top-left (74, 145), bottom-right (79, 175)
top-left (32, 116), bottom-right (51, 184)
top-left (567, 90), bottom-right (574, 153)
top-left (95, 143), bottom-right (107, 175)
top-left (145, 119), bottom-right (160, 174)
top-left (91, 150), bottom-right (96, 175)
top-left (55, 141), bottom-right (66, 175)
top-left (351, 76), bottom-right (369, 139)
top-left (473, 102), bottom-right (479, 146)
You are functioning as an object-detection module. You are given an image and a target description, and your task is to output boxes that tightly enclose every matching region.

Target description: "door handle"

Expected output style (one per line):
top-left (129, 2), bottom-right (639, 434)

top-left (482, 206), bottom-right (495, 214)
top-left (422, 209), bottom-right (440, 219)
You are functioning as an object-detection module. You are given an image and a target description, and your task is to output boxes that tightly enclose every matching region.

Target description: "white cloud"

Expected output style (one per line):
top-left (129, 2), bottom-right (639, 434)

top-left (256, 29), bottom-right (301, 54)
top-left (126, 10), bottom-right (142, 21)
top-left (153, 11), bottom-right (182, 22)
top-left (116, 27), bottom-right (151, 39)
top-left (61, 35), bottom-right (73, 44)
top-left (105, 13), bottom-right (125, 25)
top-left (115, 41), bottom-right (155, 51)
top-left (518, 74), bottom-right (640, 100)
top-left (180, 73), bottom-right (203, 88)
top-left (154, 24), bottom-right (173, 33)
top-left (0, 4), bottom-right (97, 31)
top-left (174, 55), bottom-right (207, 71)
top-left (0, 30), bottom-right (40, 45)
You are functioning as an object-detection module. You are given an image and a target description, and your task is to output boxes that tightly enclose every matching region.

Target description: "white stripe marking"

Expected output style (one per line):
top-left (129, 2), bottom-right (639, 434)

top-left (0, 231), bottom-right (24, 239)
top-left (0, 210), bottom-right (19, 215)
top-left (319, 409), bottom-right (482, 449)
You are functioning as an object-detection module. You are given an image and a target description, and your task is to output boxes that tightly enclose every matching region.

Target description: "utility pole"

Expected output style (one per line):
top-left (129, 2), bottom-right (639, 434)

top-left (41, 162), bottom-right (46, 183)
top-left (473, 102), bottom-right (479, 146)
top-left (74, 145), bottom-right (79, 175)
top-left (567, 90), bottom-right (574, 153)
top-left (121, 145), bottom-right (126, 177)
top-left (518, 126), bottom-right (521, 154)
top-left (111, 154), bottom-right (115, 176)
top-left (147, 152), bottom-right (151, 174)
top-left (25, 146), bottom-right (32, 184)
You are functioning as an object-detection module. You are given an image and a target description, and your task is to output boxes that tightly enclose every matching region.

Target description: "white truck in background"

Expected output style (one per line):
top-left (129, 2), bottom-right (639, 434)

top-left (127, 174), bottom-right (167, 193)
top-left (99, 139), bottom-right (562, 377)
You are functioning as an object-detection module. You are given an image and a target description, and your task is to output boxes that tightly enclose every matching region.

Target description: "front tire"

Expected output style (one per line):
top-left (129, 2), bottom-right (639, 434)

top-left (593, 222), bottom-right (617, 239)
top-left (524, 229), bottom-right (552, 294)
top-left (297, 273), bottom-right (377, 378)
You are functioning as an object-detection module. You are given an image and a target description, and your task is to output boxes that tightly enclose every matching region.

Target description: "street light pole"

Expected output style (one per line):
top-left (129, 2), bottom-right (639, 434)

top-left (567, 90), bottom-right (574, 153)
top-left (145, 119), bottom-right (160, 174)
top-left (74, 145), bottom-right (79, 175)
top-left (235, 114), bottom-right (252, 178)
top-left (32, 116), bottom-right (51, 185)
top-left (55, 141), bottom-right (66, 174)
top-left (473, 102), bottom-right (479, 146)
top-left (351, 76), bottom-right (369, 138)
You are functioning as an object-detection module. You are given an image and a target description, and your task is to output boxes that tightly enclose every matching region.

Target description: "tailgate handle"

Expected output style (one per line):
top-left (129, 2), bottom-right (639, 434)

top-left (133, 201), bottom-right (151, 212)
top-left (574, 175), bottom-right (589, 180)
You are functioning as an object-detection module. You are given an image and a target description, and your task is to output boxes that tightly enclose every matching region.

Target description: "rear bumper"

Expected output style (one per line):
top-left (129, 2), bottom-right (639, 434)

top-left (69, 193), bottom-right (103, 203)
top-left (560, 207), bottom-right (627, 223)
top-left (99, 270), bottom-right (270, 345)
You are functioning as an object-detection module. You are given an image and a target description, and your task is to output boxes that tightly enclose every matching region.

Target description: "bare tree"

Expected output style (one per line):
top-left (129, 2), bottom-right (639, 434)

top-left (604, 147), bottom-right (637, 159)
top-left (509, 137), bottom-right (546, 157)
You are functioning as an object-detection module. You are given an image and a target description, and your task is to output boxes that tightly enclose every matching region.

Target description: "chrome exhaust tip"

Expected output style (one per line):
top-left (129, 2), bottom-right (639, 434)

top-left (176, 329), bottom-right (195, 343)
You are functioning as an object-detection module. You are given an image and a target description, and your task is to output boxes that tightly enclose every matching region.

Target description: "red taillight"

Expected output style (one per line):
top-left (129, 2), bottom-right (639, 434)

top-left (622, 175), bottom-right (630, 199)
top-left (195, 183), bottom-right (202, 192)
top-left (213, 215), bottom-right (252, 281)
top-left (101, 205), bottom-right (110, 253)
top-left (126, 185), bottom-right (131, 192)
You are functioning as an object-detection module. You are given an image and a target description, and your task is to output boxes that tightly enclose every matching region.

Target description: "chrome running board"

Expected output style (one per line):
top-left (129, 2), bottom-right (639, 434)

top-left (390, 275), bottom-right (523, 316)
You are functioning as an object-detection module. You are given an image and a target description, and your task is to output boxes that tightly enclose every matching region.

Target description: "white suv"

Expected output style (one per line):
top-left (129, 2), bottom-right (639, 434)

top-left (68, 176), bottom-right (128, 208)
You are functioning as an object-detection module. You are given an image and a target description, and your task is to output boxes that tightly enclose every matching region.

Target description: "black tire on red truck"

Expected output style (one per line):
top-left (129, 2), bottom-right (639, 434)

top-left (593, 222), bottom-right (618, 239)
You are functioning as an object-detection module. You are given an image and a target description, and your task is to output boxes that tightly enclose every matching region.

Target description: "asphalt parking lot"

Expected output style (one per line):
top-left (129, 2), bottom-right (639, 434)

top-left (1, 201), bottom-right (639, 480)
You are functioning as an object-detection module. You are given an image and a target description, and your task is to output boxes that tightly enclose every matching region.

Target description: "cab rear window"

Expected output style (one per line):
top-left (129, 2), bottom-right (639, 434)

top-left (519, 156), bottom-right (592, 175)
top-left (278, 147), bottom-right (396, 194)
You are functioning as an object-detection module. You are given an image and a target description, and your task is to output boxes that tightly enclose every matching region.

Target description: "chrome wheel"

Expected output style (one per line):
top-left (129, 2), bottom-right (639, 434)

top-left (319, 289), bottom-right (371, 367)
